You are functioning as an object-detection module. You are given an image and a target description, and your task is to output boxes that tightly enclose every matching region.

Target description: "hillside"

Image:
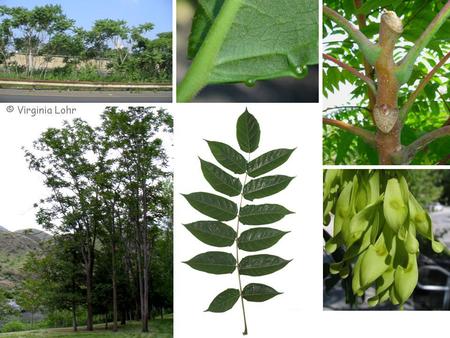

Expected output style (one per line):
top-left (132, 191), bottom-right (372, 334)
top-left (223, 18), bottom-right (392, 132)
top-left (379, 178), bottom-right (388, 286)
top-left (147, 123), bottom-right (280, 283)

top-left (0, 228), bottom-right (51, 288)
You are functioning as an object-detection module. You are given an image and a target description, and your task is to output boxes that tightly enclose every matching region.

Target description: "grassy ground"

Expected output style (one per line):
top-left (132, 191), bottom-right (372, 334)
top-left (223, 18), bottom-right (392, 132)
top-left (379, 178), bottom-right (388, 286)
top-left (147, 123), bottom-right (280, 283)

top-left (0, 319), bottom-right (172, 338)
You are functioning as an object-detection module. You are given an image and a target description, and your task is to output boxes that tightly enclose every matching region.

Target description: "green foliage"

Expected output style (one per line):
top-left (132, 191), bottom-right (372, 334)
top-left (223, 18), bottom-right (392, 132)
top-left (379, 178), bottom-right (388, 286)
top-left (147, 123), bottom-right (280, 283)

top-left (323, 170), bottom-right (447, 308)
top-left (183, 109), bottom-right (293, 333)
top-left (1, 320), bottom-right (26, 333)
top-left (0, 5), bottom-right (172, 82)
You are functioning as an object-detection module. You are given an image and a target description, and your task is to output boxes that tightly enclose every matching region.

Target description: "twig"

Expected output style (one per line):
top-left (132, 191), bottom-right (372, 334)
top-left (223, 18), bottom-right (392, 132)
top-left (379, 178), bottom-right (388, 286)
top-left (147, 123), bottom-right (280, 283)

top-left (396, 1), bottom-right (450, 85)
top-left (437, 154), bottom-right (450, 165)
top-left (323, 5), bottom-right (381, 65)
top-left (323, 53), bottom-right (377, 95)
top-left (400, 51), bottom-right (450, 121)
top-left (323, 105), bottom-right (372, 114)
top-left (323, 117), bottom-right (376, 147)
top-left (399, 125), bottom-right (450, 163)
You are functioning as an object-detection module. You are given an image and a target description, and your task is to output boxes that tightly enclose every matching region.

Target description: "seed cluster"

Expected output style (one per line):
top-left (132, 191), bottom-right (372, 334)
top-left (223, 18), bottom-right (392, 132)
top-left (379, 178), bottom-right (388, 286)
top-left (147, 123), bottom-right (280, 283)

top-left (323, 170), bottom-right (445, 307)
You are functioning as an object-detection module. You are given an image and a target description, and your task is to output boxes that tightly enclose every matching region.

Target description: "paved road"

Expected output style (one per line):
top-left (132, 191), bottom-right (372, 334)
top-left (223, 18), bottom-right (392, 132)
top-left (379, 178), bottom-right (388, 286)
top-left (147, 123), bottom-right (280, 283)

top-left (0, 89), bottom-right (172, 103)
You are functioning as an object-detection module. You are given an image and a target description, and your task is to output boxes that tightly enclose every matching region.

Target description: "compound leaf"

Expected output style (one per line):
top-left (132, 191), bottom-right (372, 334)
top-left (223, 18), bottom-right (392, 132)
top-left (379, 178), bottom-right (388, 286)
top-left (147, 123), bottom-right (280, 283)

top-left (239, 254), bottom-right (291, 276)
top-left (247, 149), bottom-right (296, 177)
top-left (206, 288), bottom-right (240, 312)
top-left (206, 140), bottom-right (247, 174)
top-left (238, 227), bottom-right (289, 252)
top-left (243, 175), bottom-right (294, 201)
top-left (200, 158), bottom-right (242, 196)
top-left (185, 251), bottom-right (236, 274)
top-left (183, 192), bottom-right (237, 221)
top-left (242, 283), bottom-right (281, 302)
top-left (239, 204), bottom-right (293, 225)
top-left (184, 221), bottom-right (237, 247)
top-left (236, 109), bottom-right (260, 153)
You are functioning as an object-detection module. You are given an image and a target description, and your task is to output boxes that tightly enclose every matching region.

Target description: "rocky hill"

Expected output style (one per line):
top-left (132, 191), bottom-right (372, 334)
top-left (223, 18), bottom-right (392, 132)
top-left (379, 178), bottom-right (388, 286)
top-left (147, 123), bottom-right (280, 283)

top-left (0, 227), bottom-right (51, 288)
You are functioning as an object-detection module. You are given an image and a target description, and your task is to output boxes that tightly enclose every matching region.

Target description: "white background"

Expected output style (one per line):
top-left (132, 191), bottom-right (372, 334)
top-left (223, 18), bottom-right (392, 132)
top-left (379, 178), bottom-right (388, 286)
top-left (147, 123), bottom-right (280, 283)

top-left (174, 103), bottom-right (323, 338)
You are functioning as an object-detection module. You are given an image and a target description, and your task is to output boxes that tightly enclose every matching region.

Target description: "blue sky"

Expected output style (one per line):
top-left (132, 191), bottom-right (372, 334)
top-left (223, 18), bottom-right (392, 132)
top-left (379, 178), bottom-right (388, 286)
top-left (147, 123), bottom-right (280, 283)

top-left (2, 0), bottom-right (172, 38)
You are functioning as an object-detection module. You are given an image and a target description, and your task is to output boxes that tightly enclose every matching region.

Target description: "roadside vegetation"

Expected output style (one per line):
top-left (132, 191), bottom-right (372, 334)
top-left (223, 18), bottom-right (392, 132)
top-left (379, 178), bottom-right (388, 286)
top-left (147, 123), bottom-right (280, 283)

top-left (0, 5), bottom-right (172, 83)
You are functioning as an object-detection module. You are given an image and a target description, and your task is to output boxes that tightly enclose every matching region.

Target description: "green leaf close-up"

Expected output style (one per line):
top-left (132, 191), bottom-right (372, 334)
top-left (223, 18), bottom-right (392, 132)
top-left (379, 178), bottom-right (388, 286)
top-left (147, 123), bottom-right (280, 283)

top-left (183, 108), bottom-right (294, 334)
top-left (185, 251), bottom-right (237, 274)
top-left (177, 0), bottom-right (319, 101)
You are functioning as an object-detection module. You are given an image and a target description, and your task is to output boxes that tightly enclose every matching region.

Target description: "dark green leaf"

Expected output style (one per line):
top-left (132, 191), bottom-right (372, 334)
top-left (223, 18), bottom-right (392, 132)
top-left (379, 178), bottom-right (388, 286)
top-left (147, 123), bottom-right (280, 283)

top-left (238, 227), bottom-right (289, 252)
top-left (184, 221), bottom-right (236, 247)
top-left (200, 158), bottom-right (242, 196)
top-left (185, 251), bottom-right (236, 274)
top-left (242, 283), bottom-right (281, 302)
top-left (183, 192), bottom-right (237, 221)
top-left (239, 254), bottom-right (291, 276)
top-left (243, 175), bottom-right (294, 201)
top-left (206, 288), bottom-right (240, 312)
top-left (236, 109), bottom-right (260, 153)
top-left (239, 204), bottom-right (293, 225)
top-left (247, 149), bottom-right (295, 177)
top-left (188, 0), bottom-right (318, 84)
top-left (206, 140), bottom-right (247, 174)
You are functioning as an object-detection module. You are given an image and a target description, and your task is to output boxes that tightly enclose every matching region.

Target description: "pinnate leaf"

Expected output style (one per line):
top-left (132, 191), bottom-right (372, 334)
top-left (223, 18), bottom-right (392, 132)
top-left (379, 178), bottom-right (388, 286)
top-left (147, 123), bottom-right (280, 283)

top-left (238, 227), bottom-right (289, 252)
top-left (236, 109), bottom-right (260, 153)
top-left (184, 221), bottom-right (236, 247)
top-left (239, 204), bottom-right (293, 225)
top-left (200, 158), bottom-right (242, 196)
top-left (247, 149), bottom-right (295, 177)
top-left (185, 251), bottom-right (236, 274)
top-left (239, 254), bottom-right (291, 276)
top-left (183, 192), bottom-right (237, 221)
top-left (206, 289), bottom-right (240, 312)
top-left (206, 140), bottom-right (247, 174)
top-left (243, 175), bottom-right (294, 201)
top-left (242, 283), bottom-right (281, 302)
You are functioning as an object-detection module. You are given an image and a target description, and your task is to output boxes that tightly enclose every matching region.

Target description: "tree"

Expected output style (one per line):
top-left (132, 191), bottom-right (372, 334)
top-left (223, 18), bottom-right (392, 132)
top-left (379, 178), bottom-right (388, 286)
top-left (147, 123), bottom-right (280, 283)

top-left (25, 119), bottom-right (101, 331)
top-left (0, 7), bottom-right (13, 71)
top-left (3, 4), bottom-right (74, 74)
top-left (323, 1), bottom-right (450, 164)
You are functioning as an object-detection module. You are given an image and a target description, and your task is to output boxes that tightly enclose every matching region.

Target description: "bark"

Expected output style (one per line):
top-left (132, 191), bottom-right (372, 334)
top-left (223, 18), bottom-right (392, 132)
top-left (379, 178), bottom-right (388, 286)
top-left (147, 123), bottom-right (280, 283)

top-left (111, 206), bottom-right (118, 332)
top-left (85, 245), bottom-right (94, 331)
top-left (72, 303), bottom-right (78, 332)
top-left (141, 184), bottom-right (149, 333)
top-left (373, 12), bottom-right (403, 164)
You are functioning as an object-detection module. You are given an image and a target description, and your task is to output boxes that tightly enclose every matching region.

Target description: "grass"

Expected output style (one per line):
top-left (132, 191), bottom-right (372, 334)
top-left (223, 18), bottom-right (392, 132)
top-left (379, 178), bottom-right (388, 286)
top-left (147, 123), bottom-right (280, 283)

top-left (0, 319), bottom-right (172, 338)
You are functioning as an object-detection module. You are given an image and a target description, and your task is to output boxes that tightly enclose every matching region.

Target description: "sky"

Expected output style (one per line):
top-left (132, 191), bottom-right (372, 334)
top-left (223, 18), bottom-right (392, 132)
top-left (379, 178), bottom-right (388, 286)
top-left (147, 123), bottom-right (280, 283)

top-left (0, 104), bottom-right (173, 232)
top-left (2, 0), bottom-right (172, 39)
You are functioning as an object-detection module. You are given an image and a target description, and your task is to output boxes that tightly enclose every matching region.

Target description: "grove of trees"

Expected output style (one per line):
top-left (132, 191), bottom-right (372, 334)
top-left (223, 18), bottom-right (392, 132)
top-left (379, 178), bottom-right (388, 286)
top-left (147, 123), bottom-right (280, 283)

top-left (0, 4), bottom-right (172, 82)
top-left (2, 107), bottom-right (173, 333)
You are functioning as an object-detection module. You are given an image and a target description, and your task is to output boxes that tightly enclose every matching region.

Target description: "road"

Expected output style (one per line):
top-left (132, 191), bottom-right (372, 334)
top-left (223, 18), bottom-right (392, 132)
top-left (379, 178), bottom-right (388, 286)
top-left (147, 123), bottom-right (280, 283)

top-left (430, 206), bottom-right (450, 245)
top-left (0, 89), bottom-right (172, 103)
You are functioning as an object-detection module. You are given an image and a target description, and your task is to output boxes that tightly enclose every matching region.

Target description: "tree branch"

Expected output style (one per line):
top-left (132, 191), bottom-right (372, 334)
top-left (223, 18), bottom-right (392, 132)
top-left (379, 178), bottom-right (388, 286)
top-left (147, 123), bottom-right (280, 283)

top-left (323, 105), bottom-right (372, 114)
top-left (395, 126), bottom-right (450, 164)
top-left (396, 1), bottom-right (450, 85)
top-left (323, 117), bottom-right (376, 147)
top-left (323, 53), bottom-right (377, 95)
top-left (400, 51), bottom-right (450, 121)
top-left (323, 5), bottom-right (381, 65)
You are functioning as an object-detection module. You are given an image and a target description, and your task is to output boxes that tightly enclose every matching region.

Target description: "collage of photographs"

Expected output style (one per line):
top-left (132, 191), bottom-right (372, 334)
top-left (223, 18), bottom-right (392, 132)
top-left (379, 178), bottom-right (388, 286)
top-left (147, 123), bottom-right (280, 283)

top-left (0, 0), bottom-right (449, 338)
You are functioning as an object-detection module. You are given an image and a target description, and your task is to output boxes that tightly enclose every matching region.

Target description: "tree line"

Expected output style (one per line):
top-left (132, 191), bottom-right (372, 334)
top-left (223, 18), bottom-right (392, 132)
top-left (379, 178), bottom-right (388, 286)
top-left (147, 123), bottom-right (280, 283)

top-left (0, 4), bottom-right (172, 82)
top-left (2, 107), bottom-right (173, 333)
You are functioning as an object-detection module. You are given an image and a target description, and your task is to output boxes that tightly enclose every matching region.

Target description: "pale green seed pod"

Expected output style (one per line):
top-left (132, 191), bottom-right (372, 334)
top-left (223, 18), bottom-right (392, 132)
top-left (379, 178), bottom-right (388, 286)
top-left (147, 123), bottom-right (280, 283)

top-left (383, 178), bottom-right (408, 233)
top-left (394, 254), bottom-right (418, 304)
top-left (359, 234), bottom-right (390, 288)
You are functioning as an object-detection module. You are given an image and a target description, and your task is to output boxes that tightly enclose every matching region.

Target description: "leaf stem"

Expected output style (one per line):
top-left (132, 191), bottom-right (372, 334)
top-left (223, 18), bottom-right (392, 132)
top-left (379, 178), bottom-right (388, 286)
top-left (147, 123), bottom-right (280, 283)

top-left (236, 168), bottom-right (249, 335)
top-left (323, 53), bottom-right (377, 95)
top-left (177, 0), bottom-right (243, 102)
top-left (323, 117), bottom-right (376, 147)
top-left (323, 5), bottom-right (380, 65)
top-left (396, 1), bottom-right (450, 85)
top-left (400, 50), bottom-right (450, 121)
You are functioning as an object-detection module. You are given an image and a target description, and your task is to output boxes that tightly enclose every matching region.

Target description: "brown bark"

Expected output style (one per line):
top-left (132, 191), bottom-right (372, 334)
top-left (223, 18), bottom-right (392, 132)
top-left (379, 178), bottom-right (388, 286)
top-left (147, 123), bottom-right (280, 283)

top-left (373, 12), bottom-right (403, 164)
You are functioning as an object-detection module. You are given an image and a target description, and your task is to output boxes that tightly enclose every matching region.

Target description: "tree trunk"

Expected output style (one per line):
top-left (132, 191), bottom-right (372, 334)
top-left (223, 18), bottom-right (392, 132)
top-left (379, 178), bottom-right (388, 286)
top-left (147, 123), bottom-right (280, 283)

top-left (86, 248), bottom-right (94, 331)
top-left (111, 212), bottom-right (118, 332)
top-left (373, 12), bottom-right (403, 164)
top-left (72, 303), bottom-right (78, 332)
top-left (141, 185), bottom-right (149, 333)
